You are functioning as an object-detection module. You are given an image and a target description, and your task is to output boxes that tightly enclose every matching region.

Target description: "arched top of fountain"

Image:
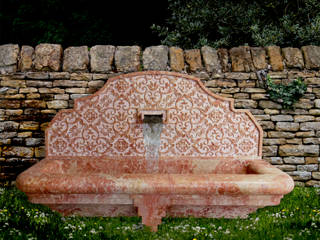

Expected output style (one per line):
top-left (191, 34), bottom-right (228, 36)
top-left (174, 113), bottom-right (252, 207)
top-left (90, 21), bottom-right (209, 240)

top-left (46, 71), bottom-right (263, 158)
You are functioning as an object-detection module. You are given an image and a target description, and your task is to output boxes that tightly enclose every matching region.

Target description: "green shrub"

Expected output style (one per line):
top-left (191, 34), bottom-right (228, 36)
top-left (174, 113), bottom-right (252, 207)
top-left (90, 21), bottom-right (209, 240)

top-left (266, 76), bottom-right (307, 109)
top-left (152, 0), bottom-right (320, 48)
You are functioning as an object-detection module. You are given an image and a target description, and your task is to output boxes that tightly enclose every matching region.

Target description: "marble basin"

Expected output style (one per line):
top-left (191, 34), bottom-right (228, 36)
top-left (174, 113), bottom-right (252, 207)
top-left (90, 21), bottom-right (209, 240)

top-left (16, 71), bottom-right (294, 231)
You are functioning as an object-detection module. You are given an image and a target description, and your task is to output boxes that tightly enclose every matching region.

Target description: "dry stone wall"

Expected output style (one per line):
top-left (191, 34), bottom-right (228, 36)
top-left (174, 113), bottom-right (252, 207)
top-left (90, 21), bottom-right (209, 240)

top-left (1, 43), bottom-right (320, 186)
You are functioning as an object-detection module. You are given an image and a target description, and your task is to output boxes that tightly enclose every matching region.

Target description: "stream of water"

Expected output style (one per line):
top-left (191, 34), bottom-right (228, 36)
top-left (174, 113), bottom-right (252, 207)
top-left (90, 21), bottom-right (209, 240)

top-left (142, 115), bottom-right (163, 173)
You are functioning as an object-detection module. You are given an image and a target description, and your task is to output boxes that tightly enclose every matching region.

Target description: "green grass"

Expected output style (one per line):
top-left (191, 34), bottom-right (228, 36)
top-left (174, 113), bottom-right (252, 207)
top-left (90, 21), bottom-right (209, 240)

top-left (0, 186), bottom-right (319, 240)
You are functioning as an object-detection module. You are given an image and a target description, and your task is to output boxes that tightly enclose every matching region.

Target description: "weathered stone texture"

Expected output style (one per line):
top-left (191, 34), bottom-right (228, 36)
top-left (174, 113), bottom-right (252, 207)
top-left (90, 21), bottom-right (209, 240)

top-left (18, 46), bottom-right (34, 71)
top-left (266, 46), bottom-right (284, 71)
top-left (283, 157), bottom-right (305, 164)
top-left (251, 47), bottom-right (267, 70)
top-left (2, 146), bottom-right (33, 157)
top-left (201, 46), bottom-right (221, 73)
top-left (234, 99), bottom-right (258, 109)
top-left (271, 115), bottom-right (293, 122)
top-left (169, 47), bottom-right (184, 72)
top-left (63, 46), bottom-right (89, 72)
top-left (143, 45), bottom-right (168, 70)
top-left (47, 100), bottom-right (68, 109)
top-left (217, 48), bottom-right (229, 72)
top-left (34, 44), bottom-right (63, 71)
top-left (301, 45), bottom-right (320, 69)
top-left (282, 47), bottom-right (304, 69)
top-left (184, 49), bottom-right (202, 72)
top-left (0, 44), bottom-right (19, 74)
top-left (300, 122), bottom-right (320, 131)
top-left (229, 46), bottom-right (254, 72)
top-left (115, 46), bottom-right (141, 72)
top-left (276, 122), bottom-right (299, 131)
top-left (279, 144), bottom-right (319, 156)
top-left (90, 45), bottom-right (115, 73)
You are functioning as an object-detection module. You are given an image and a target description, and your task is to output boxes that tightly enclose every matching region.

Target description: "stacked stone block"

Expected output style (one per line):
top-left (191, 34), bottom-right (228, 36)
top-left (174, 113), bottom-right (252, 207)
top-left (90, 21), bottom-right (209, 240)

top-left (1, 43), bottom-right (320, 186)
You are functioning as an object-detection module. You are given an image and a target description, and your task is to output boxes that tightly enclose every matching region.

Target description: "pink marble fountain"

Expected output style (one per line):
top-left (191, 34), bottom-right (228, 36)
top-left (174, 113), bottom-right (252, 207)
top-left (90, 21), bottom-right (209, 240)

top-left (16, 71), bottom-right (294, 231)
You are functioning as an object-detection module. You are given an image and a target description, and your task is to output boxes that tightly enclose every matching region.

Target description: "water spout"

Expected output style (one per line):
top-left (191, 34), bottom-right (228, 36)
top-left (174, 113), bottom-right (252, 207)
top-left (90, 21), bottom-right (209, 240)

top-left (142, 114), bottom-right (163, 173)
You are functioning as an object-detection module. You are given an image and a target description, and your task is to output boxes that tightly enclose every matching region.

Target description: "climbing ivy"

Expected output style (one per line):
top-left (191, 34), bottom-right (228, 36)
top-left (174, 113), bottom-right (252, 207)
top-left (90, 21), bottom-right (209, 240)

top-left (266, 75), bottom-right (307, 109)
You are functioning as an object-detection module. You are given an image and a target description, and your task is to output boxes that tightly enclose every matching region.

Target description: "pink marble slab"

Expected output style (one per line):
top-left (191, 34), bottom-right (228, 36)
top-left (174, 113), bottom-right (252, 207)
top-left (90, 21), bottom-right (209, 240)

top-left (16, 71), bottom-right (294, 231)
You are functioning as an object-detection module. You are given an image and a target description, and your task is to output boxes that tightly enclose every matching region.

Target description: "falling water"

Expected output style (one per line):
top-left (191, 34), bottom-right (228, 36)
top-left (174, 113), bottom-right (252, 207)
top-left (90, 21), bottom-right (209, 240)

top-left (142, 115), bottom-right (163, 173)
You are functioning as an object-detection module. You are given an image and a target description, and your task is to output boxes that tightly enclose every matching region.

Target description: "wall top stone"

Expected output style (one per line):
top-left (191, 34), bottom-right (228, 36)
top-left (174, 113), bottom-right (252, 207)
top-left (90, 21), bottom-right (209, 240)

top-left (2, 43), bottom-right (320, 74)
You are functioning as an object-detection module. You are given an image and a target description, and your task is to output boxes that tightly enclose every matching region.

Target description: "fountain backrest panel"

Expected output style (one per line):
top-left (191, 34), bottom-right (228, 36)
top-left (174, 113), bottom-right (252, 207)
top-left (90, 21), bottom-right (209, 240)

top-left (46, 71), bottom-right (263, 174)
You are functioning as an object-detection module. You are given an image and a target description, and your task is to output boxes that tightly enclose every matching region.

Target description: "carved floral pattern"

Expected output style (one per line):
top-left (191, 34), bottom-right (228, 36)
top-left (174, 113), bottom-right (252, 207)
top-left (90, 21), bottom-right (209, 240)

top-left (47, 73), bottom-right (260, 157)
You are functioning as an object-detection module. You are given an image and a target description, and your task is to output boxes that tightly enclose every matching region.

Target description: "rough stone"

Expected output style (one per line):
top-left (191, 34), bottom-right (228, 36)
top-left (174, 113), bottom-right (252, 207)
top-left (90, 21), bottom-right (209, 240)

top-left (259, 100), bottom-right (282, 109)
top-left (251, 93), bottom-right (268, 100)
top-left (276, 165), bottom-right (297, 171)
top-left (282, 47), bottom-right (304, 69)
top-left (305, 78), bottom-right (320, 85)
top-left (47, 100), bottom-right (68, 109)
top-left (90, 45), bottom-right (115, 73)
top-left (70, 73), bottom-right (92, 81)
top-left (201, 46), bottom-right (221, 73)
top-left (286, 138), bottom-right (302, 144)
top-left (5, 110), bottom-right (23, 116)
top-left (53, 80), bottom-right (87, 87)
top-left (26, 138), bottom-right (43, 146)
top-left (221, 88), bottom-right (240, 94)
top-left (262, 146), bottom-right (278, 156)
top-left (301, 45), bottom-right (320, 69)
top-left (2, 146), bottom-right (33, 158)
top-left (143, 45), bottom-right (168, 70)
top-left (205, 79), bottom-right (237, 88)
top-left (303, 138), bottom-right (320, 144)
top-left (34, 44), bottom-right (63, 71)
top-left (65, 88), bottom-right (86, 94)
top-left (54, 94), bottom-right (69, 100)
top-left (169, 47), bottom-right (184, 72)
top-left (237, 79), bottom-right (255, 88)
top-left (0, 100), bottom-right (20, 109)
top-left (0, 121), bottom-right (19, 132)
top-left (184, 49), bottom-right (202, 72)
top-left (296, 131), bottom-right (315, 137)
top-left (312, 172), bottom-right (320, 180)
top-left (297, 164), bottom-right (318, 172)
top-left (234, 93), bottom-right (249, 99)
top-left (1, 79), bottom-right (26, 88)
top-left (254, 115), bottom-right (271, 121)
top-left (0, 44), bottom-right (19, 74)
top-left (18, 45), bottom-right (34, 71)
top-left (114, 46), bottom-right (141, 72)
top-left (19, 87), bottom-right (38, 94)
top-left (315, 99), bottom-right (320, 108)
top-left (19, 121), bottom-right (39, 130)
top-left (294, 99), bottom-right (313, 109)
top-left (35, 146), bottom-right (45, 158)
top-left (63, 46), bottom-right (89, 72)
top-left (306, 180), bottom-right (320, 187)
top-left (264, 157), bottom-right (283, 165)
top-left (49, 72), bottom-right (70, 79)
top-left (263, 138), bottom-right (286, 145)
top-left (300, 122), bottom-right (320, 131)
top-left (294, 115), bottom-right (315, 122)
top-left (26, 80), bottom-right (52, 88)
top-left (265, 46), bottom-right (284, 71)
top-left (229, 46), bottom-right (254, 72)
top-left (309, 109), bottom-right (320, 115)
top-left (22, 100), bottom-right (46, 108)
top-left (251, 47), bottom-right (267, 70)
top-left (288, 171), bottom-right (311, 181)
top-left (27, 93), bottom-right (40, 99)
top-left (26, 72), bottom-right (49, 79)
top-left (70, 94), bottom-right (90, 99)
top-left (276, 122), bottom-right (299, 131)
top-left (283, 157), bottom-right (305, 164)
top-left (279, 144), bottom-right (319, 156)
top-left (305, 157), bottom-right (319, 164)
top-left (271, 115), bottom-right (293, 122)
top-left (224, 72), bottom-right (250, 80)
top-left (234, 99), bottom-right (257, 109)
top-left (242, 88), bottom-right (266, 93)
top-left (217, 48), bottom-right (229, 72)
top-left (259, 121), bottom-right (275, 130)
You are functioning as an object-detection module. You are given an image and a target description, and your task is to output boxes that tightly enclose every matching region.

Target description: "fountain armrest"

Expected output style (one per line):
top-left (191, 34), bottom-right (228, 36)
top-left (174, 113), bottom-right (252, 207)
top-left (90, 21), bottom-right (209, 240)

top-left (247, 160), bottom-right (287, 175)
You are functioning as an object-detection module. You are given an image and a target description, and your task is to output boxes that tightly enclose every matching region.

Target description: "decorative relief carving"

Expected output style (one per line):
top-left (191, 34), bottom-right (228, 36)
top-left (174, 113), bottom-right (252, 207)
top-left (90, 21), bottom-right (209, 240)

top-left (47, 72), bottom-right (261, 158)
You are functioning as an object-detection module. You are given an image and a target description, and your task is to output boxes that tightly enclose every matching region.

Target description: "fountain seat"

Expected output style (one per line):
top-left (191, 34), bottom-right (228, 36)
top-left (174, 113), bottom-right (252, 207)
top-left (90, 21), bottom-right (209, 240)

top-left (16, 71), bottom-right (294, 231)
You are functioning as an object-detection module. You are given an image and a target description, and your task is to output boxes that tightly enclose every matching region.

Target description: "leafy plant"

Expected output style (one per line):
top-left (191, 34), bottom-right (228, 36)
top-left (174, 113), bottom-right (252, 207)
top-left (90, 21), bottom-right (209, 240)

top-left (266, 75), bottom-right (307, 109)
